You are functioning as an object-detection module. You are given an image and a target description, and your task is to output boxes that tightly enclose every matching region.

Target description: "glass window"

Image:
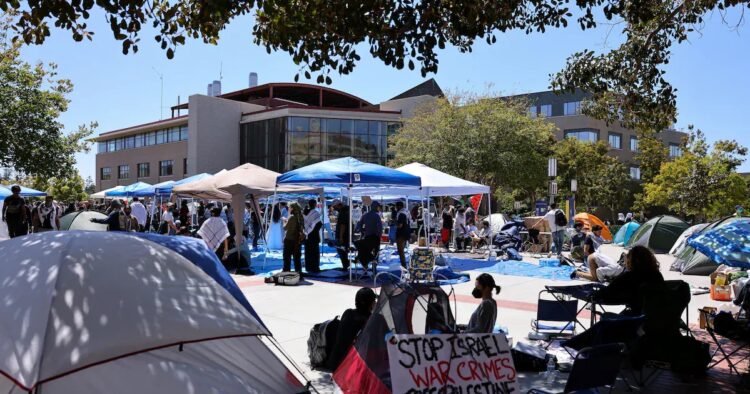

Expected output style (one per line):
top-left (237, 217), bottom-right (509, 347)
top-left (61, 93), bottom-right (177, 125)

top-left (630, 166), bottom-right (641, 180)
top-left (169, 127), bottom-right (180, 143)
top-left (564, 101), bottom-right (581, 116)
top-left (289, 131), bottom-right (309, 157)
top-left (326, 132), bottom-right (351, 157)
top-left (608, 133), bottom-right (622, 149)
top-left (108, 139), bottom-right (116, 151)
top-left (355, 120), bottom-right (369, 135)
top-left (98, 141), bottom-right (108, 153)
top-left (630, 137), bottom-right (639, 152)
top-left (137, 163), bottom-right (149, 178)
top-left (540, 104), bottom-right (552, 117)
top-left (100, 167), bottom-right (111, 180)
top-left (289, 117), bottom-right (309, 132)
top-left (180, 125), bottom-right (188, 141)
top-left (159, 160), bottom-right (173, 176)
top-left (114, 138), bottom-right (124, 151)
top-left (118, 165), bottom-right (130, 179)
top-left (145, 132), bottom-right (155, 146)
top-left (669, 144), bottom-right (682, 158)
top-left (309, 118), bottom-right (321, 132)
top-left (528, 106), bottom-right (537, 118)
top-left (134, 134), bottom-right (144, 148)
top-left (125, 136), bottom-right (135, 149)
top-left (156, 130), bottom-right (166, 144)
top-left (340, 119), bottom-right (354, 133)
top-left (325, 118), bottom-right (340, 133)
top-left (564, 129), bottom-right (599, 143)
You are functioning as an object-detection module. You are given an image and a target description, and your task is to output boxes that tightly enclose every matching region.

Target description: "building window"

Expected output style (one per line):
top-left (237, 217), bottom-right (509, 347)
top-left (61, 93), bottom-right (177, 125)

top-left (630, 137), bottom-right (639, 152)
top-left (100, 167), bottom-right (111, 180)
top-left (137, 163), bottom-right (150, 178)
top-left (564, 101), bottom-right (581, 116)
top-left (179, 125), bottom-right (188, 141)
top-left (134, 134), bottom-right (144, 148)
top-left (183, 158), bottom-right (187, 175)
top-left (669, 144), bottom-right (682, 158)
top-left (159, 160), bottom-right (173, 176)
top-left (564, 129), bottom-right (599, 143)
top-left (118, 165), bottom-right (130, 179)
top-left (630, 166), bottom-right (641, 180)
top-left (97, 141), bottom-right (108, 153)
top-left (608, 132), bottom-right (622, 149)
top-left (540, 104), bottom-right (552, 117)
top-left (528, 106), bottom-right (537, 118)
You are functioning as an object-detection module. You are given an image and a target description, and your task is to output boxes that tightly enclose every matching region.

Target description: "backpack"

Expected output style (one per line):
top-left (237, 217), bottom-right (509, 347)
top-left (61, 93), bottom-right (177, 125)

top-left (307, 317), bottom-right (340, 369)
top-left (554, 209), bottom-right (567, 227)
top-left (272, 271), bottom-right (301, 286)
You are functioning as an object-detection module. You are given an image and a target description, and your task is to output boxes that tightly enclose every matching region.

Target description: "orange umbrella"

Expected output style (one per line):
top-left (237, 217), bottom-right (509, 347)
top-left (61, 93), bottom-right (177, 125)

top-left (574, 212), bottom-right (613, 241)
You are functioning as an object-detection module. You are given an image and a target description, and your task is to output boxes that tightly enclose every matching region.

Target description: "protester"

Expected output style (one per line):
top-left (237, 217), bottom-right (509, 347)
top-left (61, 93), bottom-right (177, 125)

top-left (573, 225), bottom-right (619, 281)
top-left (37, 196), bottom-right (61, 232)
top-left (465, 204), bottom-right (476, 226)
top-left (355, 201), bottom-right (383, 272)
top-left (326, 288), bottom-right (378, 371)
top-left (395, 201), bottom-right (411, 268)
top-left (469, 220), bottom-right (490, 252)
top-left (130, 197), bottom-right (147, 232)
top-left (441, 206), bottom-right (454, 252)
top-left (592, 245), bottom-right (664, 315)
top-left (90, 200), bottom-right (125, 231)
top-left (198, 207), bottom-right (230, 261)
top-left (465, 273), bottom-right (500, 333)
top-left (122, 206), bottom-right (139, 232)
top-left (304, 199), bottom-right (323, 273)
top-left (266, 205), bottom-right (285, 250)
top-left (283, 202), bottom-right (305, 276)
top-left (569, 221), bottom-right (586, 261)
top-left (333, 199), bottom-right (351, 270)
top-left (536, 202), bottom-right (566, 259)
top-left (454, 207), bottom-right (469, 252)
top-left (178, 200), bottom-right (191, 227)
top-left (250, 210), bottom-right (261, 250)
top-left (2, 185), bottom-right (28, 238)
top-left (30, 201), bottom-right (42, 233)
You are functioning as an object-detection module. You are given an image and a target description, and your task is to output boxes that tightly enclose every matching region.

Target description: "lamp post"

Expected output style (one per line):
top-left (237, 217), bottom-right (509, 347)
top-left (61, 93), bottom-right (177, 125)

top-left (570, 179), bottom-right (577, 223)
top-left (548, 157), bottom-right (557, 206)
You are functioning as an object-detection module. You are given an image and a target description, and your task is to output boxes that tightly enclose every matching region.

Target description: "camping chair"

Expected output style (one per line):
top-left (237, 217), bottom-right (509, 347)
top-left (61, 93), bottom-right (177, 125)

top-left (532, 290), bottom-right (579, 348)
top-left (400, 247), bottom-right (437, 282)
top-left (700, 309), bottom-right (750, 375)
top-left (349, 240), bottom-right (380, 283)
top-left (528, 343), bottom-right (626, 394)
top-left (522, 228), bottom-right (545, 258)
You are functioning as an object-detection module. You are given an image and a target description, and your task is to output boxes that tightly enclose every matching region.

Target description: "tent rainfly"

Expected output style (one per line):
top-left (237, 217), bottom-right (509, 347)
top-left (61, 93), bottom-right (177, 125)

top-left (625, 215), bottom-right (690, 254)
top-left (670, 223), bottom-right (710, 256)
top-left (613, 221), bottom-right (641, 245)
top-left (673, 217), bottom-right (749, 275)
top-left (157, 173), bottom-right (213, 196)
top-left (574, 213), bottom-right (613, 242)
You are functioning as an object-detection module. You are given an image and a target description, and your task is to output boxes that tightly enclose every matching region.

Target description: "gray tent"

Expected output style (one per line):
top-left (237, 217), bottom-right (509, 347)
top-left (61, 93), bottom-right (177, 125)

top-left (677, 216), bottom-right (750, 275)
top-left (625, 215), bottom-right (689, 254)
top-left (60, 211), bottom-right (109, 231)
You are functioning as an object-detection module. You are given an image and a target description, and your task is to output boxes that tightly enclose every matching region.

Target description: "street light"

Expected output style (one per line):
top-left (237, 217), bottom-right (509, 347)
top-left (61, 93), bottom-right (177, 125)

top-left (548, 158), bottom-right (557, 178)
top-left (571, 179), bottom-right (577, 192)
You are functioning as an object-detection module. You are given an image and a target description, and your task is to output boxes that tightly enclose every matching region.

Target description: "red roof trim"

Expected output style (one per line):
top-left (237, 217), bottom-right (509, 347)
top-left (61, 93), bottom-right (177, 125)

top-left (98, 115), bottom-right (188, 137)
top-left (241, 105), bottom-right (401, 117)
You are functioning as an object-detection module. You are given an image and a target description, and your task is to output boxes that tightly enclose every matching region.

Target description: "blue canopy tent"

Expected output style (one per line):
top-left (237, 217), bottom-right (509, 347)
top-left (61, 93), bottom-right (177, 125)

top-left (105, 181), bottom-right (153, 198)
top-left (688, 221), bottom-right (750, 269)
top-left (132, 180), bottom-right (175, 197)
top-left (0, 185), bottom-right (47, 197)
top-left (165, 173), bottom-right (213, 196)
top-left (613, 221), bottom-right (641, 245)
top-left (277, 157), bottom-right (421, 281)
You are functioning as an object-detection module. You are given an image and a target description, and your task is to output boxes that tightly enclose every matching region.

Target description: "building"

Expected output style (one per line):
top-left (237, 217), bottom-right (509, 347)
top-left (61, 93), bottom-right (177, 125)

top-left (93, 79), bottom-right (443, 191)
top-left (509, 90), bottom-right (687, 180)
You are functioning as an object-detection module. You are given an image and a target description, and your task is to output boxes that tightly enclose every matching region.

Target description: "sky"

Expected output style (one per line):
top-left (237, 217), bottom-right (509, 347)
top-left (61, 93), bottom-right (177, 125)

top-left (15, 7), bottom-right (750, 180)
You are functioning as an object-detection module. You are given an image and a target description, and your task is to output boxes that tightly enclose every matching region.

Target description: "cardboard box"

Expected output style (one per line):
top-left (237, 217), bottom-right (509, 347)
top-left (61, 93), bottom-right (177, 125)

top-left (698, 306), bottom-right (717, 329)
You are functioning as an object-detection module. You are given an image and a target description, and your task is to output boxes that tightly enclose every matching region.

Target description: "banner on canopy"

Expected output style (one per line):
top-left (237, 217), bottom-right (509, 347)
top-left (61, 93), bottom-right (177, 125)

top-left (386, 333), bottom-right (518, 394)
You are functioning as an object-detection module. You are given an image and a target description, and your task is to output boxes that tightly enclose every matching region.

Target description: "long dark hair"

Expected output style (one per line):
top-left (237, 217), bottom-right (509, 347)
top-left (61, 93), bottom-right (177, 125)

top-left (626, 245), bottom-right (660, 273)
top-left (476, 273), bottom-right (501, 294)
top-left (272, 205), bottom-right (281, 223)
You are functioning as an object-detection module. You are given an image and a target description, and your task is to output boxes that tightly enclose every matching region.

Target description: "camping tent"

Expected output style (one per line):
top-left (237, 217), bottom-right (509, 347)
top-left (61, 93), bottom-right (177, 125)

top-left (674, 217), bottom-right (749, 275)
top-left (0, 185), bottom-right (47, 197)
top-left (0, 232), bottom-right (306, 393)
top-left (613, 221), bottom-right (641, 245)
top-left (625, 215), bottom-right (689, 254)
top-left (59, 211), bottom-right (109, 231)
top-left (670, 223), bottom-right (709, 256)
top-left (573, 213), bottom-right (613, 242)
top-left (90, 185), bottom-right (124, 199)
top-left (105, 181), bottom-right (152, 197)
top-left (489, 213), bottom-right (511, 234)
top-left (688, 221), bottom-right (750, 269)
top-left (333, 283), bottom-right (455, 393)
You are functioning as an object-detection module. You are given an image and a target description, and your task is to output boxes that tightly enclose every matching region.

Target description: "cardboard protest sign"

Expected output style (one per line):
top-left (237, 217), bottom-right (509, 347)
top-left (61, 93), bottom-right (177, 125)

top-left (386, 333), bottom-right (518, 394)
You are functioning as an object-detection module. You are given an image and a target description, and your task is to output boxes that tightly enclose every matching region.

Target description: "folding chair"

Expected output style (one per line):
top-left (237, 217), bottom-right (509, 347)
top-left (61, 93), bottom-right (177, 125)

top-left (400, 247), bottom-right (437, 282)
top-left (532, 290), bottom-right (579, 347)
top-left (528, 343), bottom-right (626, 394)
top-left (700, 309), bottom-right (750, 375)
top-left (522, 228), bottom-right (545, 258)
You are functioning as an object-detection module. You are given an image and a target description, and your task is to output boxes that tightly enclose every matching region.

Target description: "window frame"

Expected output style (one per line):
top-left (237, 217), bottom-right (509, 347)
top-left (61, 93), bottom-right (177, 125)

top-left (137, 162), bottom-right (150, 178)
top-left (564, 129), bottom-right (600, 143)
top-left (630, 166), bottom-right (641, 180)
top-left (608, 132), bottom-right (622, 150)
top-left (540, 104), bottom-right (552, 117)
top-left (118, 165), bottom-right (130, 179)
top-left (630, 137), bottom-right (639, 152)
top-left (563, 101), bottom-right (581, 116)
top-left (159, 160), bottom-right (174, 176)
top-left (669, 143), bottom-right (682, 158)
top-left (100, 167), bottom-right (111, 180)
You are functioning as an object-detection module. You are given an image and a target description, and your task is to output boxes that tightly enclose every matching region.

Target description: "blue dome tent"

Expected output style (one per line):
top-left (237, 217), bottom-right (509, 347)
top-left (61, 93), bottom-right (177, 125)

top-left (613, 221), bottom-right (640, 245)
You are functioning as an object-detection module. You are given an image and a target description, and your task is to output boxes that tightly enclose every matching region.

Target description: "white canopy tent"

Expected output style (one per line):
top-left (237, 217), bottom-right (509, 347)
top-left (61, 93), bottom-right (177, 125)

top-left (89, 185), bottom-right (124, 199)
top-left (172, 169), bottom-right (231, 201)
top-left (0, 232), bottom-right (306, 393)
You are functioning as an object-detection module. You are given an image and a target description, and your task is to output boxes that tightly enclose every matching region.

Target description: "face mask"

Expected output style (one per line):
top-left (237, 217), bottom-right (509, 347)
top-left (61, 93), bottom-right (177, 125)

top-left (472, 288), bottom-right (482, 299)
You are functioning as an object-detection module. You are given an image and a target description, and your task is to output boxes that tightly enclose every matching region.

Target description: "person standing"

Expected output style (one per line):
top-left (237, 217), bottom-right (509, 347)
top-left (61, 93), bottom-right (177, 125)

top-left (266, 205), bottom-right (285, 250)
top-left (2, 185), bottom-right (28, 238)
top-left (37, 196), bottom-right (61, 232)
top-left (198, 207), bottom-right (231, 262)
top-left (441, 206), bottom-right (454, 252)
top-left (333, 199), bottom-right (351, 270)
top-left (395, 201), bottom-right (412, 268)
top-left (130, 197), bottom-right (147, 232)
top-left (304, 199), bottom-right (323, 273)
top-left (283, 202), bottom-right (305, 277)
top-left (90, 200), bottom-right (125, 231)
top-left (161, 203), bottom-right (178, 235)
top-left (536, 202), bottom-right (567, 259)
top-left (355, 201), bottom-right (383, 272)
top-left (454, 207), bottom-right (468, 252)
top-left (178, 200), bottom-right (191, 228)
top-left (250, 210), bottom-right (261, 250)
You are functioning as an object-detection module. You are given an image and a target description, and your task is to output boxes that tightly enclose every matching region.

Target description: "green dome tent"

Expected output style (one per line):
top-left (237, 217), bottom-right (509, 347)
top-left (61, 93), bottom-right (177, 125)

top-left (59, 211), bottom-right (109, 231)
top-left (675, 216), bottom-right (750, 275)
top-left (625, 215), bottom-right (689, 254)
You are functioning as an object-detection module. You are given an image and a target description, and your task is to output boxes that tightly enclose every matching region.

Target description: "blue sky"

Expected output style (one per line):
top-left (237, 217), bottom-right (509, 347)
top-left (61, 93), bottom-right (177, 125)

top-left (16, 8), bottom-right (750, 180)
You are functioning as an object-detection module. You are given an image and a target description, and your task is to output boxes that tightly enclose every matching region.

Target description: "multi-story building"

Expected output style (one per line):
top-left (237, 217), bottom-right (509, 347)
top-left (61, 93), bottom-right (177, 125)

top-left (93, 79), bottom-right (443, 191)
top-left (508, 90), bottom-right (687, 180)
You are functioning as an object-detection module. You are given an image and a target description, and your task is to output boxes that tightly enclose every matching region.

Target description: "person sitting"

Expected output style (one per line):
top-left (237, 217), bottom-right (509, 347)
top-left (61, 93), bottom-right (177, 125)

top-left (469, 220), bottom-right (490, 252)
top-left (325, 288), bottom-right (378, 371)
top-left (593, 245), bottom-right (664, 316)
top-left (569, 221), bottom-right (586, 261)
top-left (572, 225), bottom-right (619, 281)
top-left (465, 273), bottom-right (501, 333)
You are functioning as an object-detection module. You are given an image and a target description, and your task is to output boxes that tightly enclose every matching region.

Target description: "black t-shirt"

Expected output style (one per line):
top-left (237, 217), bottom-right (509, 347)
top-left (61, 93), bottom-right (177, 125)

top-left (3, 195), bottom-right (26, 221)
top-left (442, 212), bottom-right (453, 229)
top-left (571, 232), bottom-right (586, 247)
top-left (583, 234), bottom-right (599, 254)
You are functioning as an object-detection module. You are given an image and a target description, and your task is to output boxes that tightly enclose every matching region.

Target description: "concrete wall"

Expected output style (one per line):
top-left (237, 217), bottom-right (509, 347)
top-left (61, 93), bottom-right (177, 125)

top-left (95, 141), bottom-right (188, 191)
top-left (187, 95), bottom-right (264, 175)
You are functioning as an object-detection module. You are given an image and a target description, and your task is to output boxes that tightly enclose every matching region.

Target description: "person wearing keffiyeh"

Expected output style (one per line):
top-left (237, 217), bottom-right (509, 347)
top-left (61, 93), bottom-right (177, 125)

top-left (198, 207), bottom-right (231, 260)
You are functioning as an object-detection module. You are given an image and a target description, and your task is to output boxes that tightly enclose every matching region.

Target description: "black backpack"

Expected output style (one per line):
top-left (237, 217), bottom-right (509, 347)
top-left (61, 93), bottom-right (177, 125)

top-left (307, 317), bottom-right (340, 368)
top-left (554, 209), bottom-right (567, 227)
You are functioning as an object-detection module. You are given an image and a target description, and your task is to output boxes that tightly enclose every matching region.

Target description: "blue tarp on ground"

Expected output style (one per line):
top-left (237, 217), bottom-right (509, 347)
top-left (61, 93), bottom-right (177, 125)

top-left (276, 156), bottom-right (421, 188)
top-left (448, 256), bottom-right (576, 281)
top-left (688, 221), bottom-right (750, 269)
top-left (613, 221), bottom-right (641, 245)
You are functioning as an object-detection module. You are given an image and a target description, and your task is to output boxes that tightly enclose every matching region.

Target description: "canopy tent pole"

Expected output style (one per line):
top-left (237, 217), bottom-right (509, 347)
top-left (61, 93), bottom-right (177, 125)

top-left (348, 186), bottom-right (353, 282)
top-left (264, 187), bottom-right (278, 270)
top-left (487, 192), bottom-right (494, 258)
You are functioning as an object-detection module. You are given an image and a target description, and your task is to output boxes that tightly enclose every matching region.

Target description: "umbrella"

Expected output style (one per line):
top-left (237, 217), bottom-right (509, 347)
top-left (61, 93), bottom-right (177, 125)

top-left (687, 221), bottom-right (750, 268)
top-left (0, 185), bottom-right (47, 197)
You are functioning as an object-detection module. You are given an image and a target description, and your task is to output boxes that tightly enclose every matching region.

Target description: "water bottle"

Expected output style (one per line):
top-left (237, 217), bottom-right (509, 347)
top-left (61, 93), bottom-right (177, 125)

top-left (545, 357), bottom-right (557, 383)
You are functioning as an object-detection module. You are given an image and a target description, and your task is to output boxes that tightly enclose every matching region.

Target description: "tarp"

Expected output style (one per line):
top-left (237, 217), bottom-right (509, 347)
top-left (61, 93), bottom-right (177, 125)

top-left (90, 185), bottom-right (124, 199)
top-left (157, 173), bottom-right (212, 195)
top-left (276, 156), bottom-right (421, 189)
top-left (613, 221), bottom-right (641, 245)
top-left (0, 231), bottom-right (304, 393)
top-left (625, 215), bottom-right (689, 254)
top-left (131, 180), bottom-right (175, 197)
top-left (670, 223), bottom-right (709, 256)
top-left (688, 221), bottom-right (750, 269)
top-left (59, 211), bottom-right (108, 231)
top-left (0, 185), bottom-right (47, 197)
top-left (678, 217), bottom-right (748, 275)
top-left (105, 181), bottom-right (152, 197)
top-left (574, 213), bottom-right (613, 241)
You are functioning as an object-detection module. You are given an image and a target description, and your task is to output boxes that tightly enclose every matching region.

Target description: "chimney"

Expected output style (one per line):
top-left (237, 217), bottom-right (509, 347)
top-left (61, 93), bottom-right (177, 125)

top-left (249, 72), bottom-right (258, 88)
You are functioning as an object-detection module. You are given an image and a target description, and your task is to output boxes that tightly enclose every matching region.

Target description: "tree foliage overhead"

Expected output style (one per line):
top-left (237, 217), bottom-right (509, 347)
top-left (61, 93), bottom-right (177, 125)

top-left (0, 16), bottom-right (95, 178)
top-left (2, 1), bottom-right (747, 128)
top-left (389, 92), bottom-right (554, 203)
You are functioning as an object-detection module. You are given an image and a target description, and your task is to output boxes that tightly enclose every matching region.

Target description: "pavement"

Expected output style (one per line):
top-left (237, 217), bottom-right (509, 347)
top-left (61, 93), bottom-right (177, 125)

top-left (233, 244), bottom-right (744, 393)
